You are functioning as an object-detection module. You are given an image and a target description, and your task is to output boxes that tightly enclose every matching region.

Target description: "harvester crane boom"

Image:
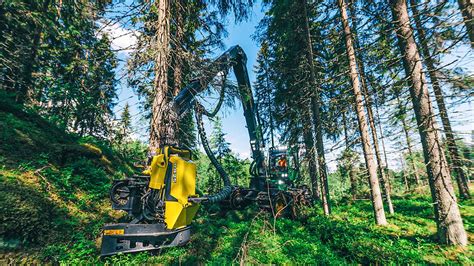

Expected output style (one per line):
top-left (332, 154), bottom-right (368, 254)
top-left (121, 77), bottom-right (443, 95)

top-left (173, 45), bottom-right (265, 181)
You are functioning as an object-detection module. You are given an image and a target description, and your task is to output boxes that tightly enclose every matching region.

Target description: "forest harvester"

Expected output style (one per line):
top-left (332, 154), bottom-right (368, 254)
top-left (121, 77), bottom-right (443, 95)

top-left (100, 46), bottom-right (312, 256)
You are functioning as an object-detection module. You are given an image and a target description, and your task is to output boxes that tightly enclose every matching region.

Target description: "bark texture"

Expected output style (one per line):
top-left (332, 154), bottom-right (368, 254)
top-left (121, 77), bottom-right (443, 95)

top-left (390, 0), bottom-right (467, 246)
top-left (172, 0), bottom-right (184, 97)
top-left (349, 2), bottom-right (394, 214)
top-left (150, 0), bottom-right (177, 150)
top-left (303, 120), bottom-right (321, 201)
top-left (410, 0), bottom-right (470, 199)
top-left (342, 111), bottom-right (357, 200)
top-left (338, 0), bottom-right (387, 225)
top-left (457, 0), bottom-right (474, 47)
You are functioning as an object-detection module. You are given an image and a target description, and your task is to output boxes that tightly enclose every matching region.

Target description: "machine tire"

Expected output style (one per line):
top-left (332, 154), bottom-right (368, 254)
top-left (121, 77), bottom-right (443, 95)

top-left (110, 180), bottom-right (130, 206)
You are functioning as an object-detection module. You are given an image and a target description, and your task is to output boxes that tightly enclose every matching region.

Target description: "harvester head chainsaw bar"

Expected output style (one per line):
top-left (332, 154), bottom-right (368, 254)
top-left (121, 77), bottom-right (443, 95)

top-left (101, 223), bottom-right (191, 256)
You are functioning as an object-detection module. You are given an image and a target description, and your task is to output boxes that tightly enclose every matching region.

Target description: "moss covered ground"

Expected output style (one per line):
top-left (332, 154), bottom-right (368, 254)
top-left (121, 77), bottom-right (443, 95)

top-left (0, 99), bottom-right (472, 264)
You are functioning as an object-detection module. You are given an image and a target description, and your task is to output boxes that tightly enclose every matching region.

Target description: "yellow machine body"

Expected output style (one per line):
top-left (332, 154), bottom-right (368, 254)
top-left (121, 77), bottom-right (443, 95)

top-left (148, 154), bottom-right (167, 190)
top-left (147, 146), bottom-right (200, 230)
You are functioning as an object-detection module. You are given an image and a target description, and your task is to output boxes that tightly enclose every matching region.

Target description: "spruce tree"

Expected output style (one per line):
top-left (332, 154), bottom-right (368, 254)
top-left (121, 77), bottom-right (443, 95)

top-left (390, 0), bottom-right (467, 246)
top-left (210, 116), bottom-right (231, 159)
top-left (338, 0), bottom-right (387, 225)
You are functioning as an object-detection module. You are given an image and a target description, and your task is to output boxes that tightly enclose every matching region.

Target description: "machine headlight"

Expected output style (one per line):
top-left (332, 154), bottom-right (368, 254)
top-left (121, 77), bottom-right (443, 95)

top-left (277, 180), bottom-right (285, 185)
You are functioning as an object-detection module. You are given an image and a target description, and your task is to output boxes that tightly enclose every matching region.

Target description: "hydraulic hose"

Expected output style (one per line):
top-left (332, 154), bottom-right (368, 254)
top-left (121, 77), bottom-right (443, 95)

top-left (199, 84), bottom-right (226, 118)
top-left (195, 106), bottom-right (233, 203)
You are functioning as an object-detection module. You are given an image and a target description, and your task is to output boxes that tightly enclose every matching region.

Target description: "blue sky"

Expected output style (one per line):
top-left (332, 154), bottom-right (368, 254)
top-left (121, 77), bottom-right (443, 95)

top-left (212, 1), bottom-right (266, 159)
top-left (106, 1), bottom-right (473, 171)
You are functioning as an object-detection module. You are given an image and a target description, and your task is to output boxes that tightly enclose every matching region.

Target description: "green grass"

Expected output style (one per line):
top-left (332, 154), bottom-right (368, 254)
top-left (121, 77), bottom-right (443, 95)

top-left (35, 194), bottom-right (471, 265)
top-left (0, 96), bottom-right (472, 264)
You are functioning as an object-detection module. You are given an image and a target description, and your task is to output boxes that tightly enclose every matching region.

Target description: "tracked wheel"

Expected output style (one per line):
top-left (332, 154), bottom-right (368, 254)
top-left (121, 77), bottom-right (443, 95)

top-left (288, 186), bottom-right (313, 219)
top-left (257, 191), bottom-right (292, 218)
top-left (111, 181), bottom-right (131, 206)
top-left (220, 187), bottom-right (251, 210)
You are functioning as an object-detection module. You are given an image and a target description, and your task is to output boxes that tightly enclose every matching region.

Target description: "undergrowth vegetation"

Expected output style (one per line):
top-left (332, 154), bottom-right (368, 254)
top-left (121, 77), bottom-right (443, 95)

top-left (0, 97), bottom-right (138, 262)
top-left (41, 194), bottom-right (472, 265)
top-left (0, 97), bottom-right (472, 264)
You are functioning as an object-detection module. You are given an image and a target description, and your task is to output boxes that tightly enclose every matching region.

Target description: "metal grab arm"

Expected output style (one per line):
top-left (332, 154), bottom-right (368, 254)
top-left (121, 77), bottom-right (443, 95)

top-left (173, 45), bottom-right (247, 117)
top-left (172, 45), bottom-right (265, 178)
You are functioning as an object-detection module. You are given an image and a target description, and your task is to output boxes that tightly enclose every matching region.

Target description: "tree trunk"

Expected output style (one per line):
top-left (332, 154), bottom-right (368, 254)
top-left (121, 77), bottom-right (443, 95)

top-left (390, 0), bottom-right (467, 246)
top-left (171, 1), bottom-right (188, 148)
top-left (457, 0), bottom-right (474, 47)
top-left (150, 0), bottom-right (176, 150)
top-left (292, 145), bottom-right (301, 181)
top-left (410, 0), bottom-right (470, 199)
top-left (397, 95), bottom-right (421, 186)
top-left (338, 0), bottom-right (387, 225)
top-left (462, 148), bottom-right (471, 183)
top-left (16, 0), bottom-right (51, 104)
top-left (374, 98), bottom-right (393, 193)
top-left (21, 28), bottom-right (40, 103)
top-left (172, 52), bottom-right (183, 97)
top-left (312, 99), bottom-right (330, 214)
top-left (374, 99), bottom-right (390, 172)
top-left (303, 119), bottom-right (321, 201)
top-left (349, 2), bottom-right (394, 214)
top-left (172, 1), bottom-right (184, 97)
top-left (342, 111), bottom-right (357, 200)
top-left (301, 0), bottom-right (330, 215)
top-left (263, 45), bottom-right (276, 148)
top-left (400, 157), bottom-right (410, 191)
top-left (401, 117), bottom-right (419, 187)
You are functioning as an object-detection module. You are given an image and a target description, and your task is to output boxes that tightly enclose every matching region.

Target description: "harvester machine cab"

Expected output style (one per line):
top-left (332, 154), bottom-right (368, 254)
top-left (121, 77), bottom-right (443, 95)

top-left (268, 147), bottom-right (292, 189)
top-left (269, 146), bottom-right (303, 186)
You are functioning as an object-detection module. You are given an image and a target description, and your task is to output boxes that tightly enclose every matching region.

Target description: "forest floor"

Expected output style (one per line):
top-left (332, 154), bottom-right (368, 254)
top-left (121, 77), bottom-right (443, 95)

top-left (0, 97), bottom-right (473, 264)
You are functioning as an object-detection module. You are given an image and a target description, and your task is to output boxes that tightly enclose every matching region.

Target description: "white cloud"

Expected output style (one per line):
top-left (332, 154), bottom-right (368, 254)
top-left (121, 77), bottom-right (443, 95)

top-left (97, 20), bottom-right (139, 54)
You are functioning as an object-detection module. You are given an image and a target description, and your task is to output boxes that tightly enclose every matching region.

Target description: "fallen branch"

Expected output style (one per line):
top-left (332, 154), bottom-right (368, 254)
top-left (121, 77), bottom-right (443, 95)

top-left (33, 164), bottom-right (53, 192)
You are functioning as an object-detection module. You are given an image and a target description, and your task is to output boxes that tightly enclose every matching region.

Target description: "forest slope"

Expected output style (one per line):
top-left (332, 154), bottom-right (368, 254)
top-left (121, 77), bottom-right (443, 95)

top-left (0, 95), bottom-right (134, 263)
top-left (0, 97), bottom-right (472, 264)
